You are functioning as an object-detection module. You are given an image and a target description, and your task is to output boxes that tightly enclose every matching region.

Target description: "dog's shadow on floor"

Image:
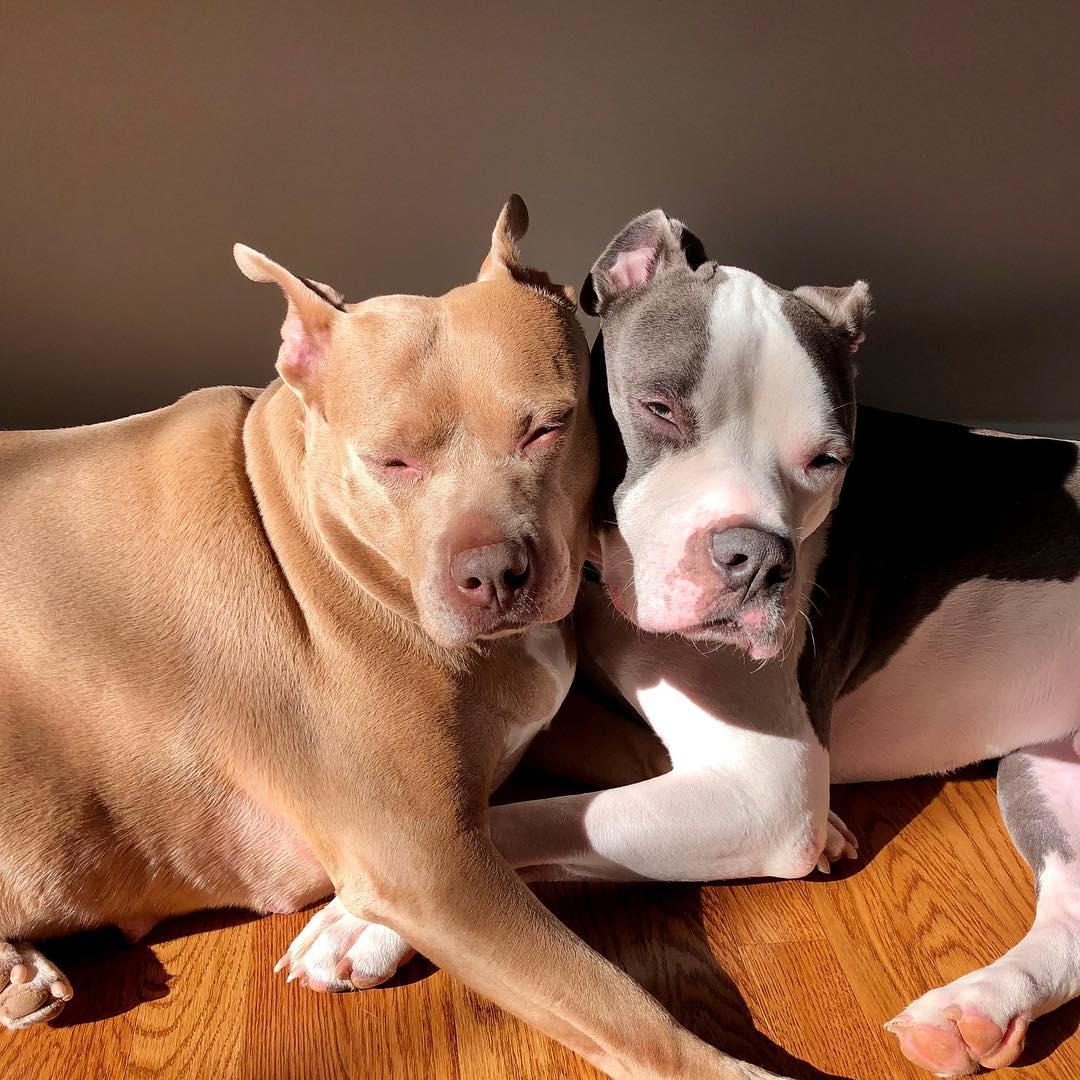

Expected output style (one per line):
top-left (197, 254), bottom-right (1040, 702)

top-left (823, 768), bottom-right (956, 880)
top-left (45, 909), bottom-right (262, 1027)
top-left (538, 878), bottom-right (848, 1080)
top-left (1019, 996), bottom-right (1080, 1069)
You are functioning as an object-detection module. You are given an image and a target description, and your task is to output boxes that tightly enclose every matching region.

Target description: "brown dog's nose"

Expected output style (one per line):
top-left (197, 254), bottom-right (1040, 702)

top-left (709, 527), bottom-right (793, 600)
top-left (450, 540), bottom-right (531, 611)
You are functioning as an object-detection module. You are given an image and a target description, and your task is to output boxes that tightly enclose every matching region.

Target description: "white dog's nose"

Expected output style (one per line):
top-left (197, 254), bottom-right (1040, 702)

top-left (709, 527), bottom-right (793, 600)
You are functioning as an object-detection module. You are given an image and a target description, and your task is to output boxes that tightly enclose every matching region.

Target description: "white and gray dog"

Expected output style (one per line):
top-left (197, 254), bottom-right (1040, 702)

top-left (495, 210), bottom-right (1080, 1077)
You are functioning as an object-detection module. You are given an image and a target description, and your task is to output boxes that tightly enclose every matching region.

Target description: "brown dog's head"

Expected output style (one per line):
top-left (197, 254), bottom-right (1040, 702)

top-left (236, 196), bottom-right (597, 648)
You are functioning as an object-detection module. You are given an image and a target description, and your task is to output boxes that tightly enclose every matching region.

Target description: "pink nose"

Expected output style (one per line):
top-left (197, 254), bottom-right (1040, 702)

top-left (449, 540), bottom-right (531, 612)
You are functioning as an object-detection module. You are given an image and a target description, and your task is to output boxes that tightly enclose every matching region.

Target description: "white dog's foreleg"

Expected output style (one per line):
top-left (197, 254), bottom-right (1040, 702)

top-left (491, 727), bottom-right (848, 883)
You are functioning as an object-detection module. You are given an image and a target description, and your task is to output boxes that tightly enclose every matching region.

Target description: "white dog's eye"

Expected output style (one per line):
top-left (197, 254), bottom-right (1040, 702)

top-left (644, 401), bottom-right (674, 421)
top-left (806, 450), bottom-right (849, 473)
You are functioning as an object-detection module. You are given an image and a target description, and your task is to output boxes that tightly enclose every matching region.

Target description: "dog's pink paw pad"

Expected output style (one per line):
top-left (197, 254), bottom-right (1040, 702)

top-left (954, 1009), bottom-right (1007, 1058)
top-left (886, 1015), bottom-right (978, 1076)
top-left (978, 1014), bottom-right (1028, 1069)
top-left (886, 1008), bottom-right (1028, 1076)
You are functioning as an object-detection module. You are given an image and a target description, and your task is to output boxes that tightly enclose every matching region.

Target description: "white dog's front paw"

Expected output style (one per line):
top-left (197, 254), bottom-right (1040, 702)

top-left (275, 897), bottom-right (414, 992)
top-left (885, 972), bottom-right (1031, 1076)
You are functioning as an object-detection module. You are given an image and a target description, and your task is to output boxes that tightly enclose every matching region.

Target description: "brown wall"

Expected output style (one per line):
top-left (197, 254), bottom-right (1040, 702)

top-left (2, 2), bottom-right (1078, 432)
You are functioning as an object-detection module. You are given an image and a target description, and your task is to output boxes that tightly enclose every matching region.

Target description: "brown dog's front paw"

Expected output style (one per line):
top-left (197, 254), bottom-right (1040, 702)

top-left (0, 940), bottom-right (73, 1030)
top-left (275, 897), bottom-right (414, 992)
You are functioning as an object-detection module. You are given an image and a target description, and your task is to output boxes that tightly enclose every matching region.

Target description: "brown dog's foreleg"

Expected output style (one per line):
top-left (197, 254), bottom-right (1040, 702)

top-left (335, 826), bottom-right (785, 1080)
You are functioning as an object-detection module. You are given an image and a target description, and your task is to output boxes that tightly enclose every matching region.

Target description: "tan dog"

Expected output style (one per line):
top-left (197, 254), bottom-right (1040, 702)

top-left (0, 198), bottom-right (779, 1079)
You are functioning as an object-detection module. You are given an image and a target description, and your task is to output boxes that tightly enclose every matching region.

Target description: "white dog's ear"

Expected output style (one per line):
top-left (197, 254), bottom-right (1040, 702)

top-left (793, 281), bottom-right (872, 354)
top-left (478, 194), bottom-right (576, 308)
top-left (581, 209), bottom-right (707, 317)
top-left (234, 244), bottom-right (346, 400)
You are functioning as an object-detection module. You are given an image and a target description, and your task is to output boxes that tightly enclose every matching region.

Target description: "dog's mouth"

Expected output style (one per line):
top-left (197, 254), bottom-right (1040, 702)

top-left (679, 600), bottom-right (789, 660)
top-left (457, 601), bottom-right (538, 643)
top-left (429, 610), bottom-right (536, 649)
top-left (478, 621), bottom-right (530, 640)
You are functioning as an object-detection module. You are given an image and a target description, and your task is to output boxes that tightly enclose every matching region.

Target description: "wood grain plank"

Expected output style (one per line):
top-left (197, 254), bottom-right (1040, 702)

top-left (736, 938), bottom-right (915, 1080)
top-left (710, 878), bottom-right (827, 947)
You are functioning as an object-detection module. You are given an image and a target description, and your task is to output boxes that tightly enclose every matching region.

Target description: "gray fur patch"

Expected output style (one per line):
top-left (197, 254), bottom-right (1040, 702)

top-left (998, 749), bottom-right (1076, 883)
top-left (602, 263), bottom-right (726, 505)
top-left (780, 293), bottom-right (857, 438)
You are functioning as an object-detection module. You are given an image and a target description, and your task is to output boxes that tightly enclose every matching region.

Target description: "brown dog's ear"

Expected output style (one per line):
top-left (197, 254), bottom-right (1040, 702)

top-left (793, 281), bottom-right (872, 354)
top-left (478, 194), bottom-right (530, 282)
top-left (234, 243), bottom-right (346, 400)
top-left (477, 194), bottom-right (577, 309)
top-left (580, 209), bottom-right (707, 317)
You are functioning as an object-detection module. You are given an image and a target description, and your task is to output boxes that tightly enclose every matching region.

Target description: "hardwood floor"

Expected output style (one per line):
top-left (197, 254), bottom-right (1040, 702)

top-left (8, 770), bottom-right (1080, 1079)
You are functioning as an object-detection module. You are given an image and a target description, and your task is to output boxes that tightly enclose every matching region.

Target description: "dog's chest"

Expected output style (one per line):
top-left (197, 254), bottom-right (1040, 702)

top-left (492, 623), bottom-right (575, 786)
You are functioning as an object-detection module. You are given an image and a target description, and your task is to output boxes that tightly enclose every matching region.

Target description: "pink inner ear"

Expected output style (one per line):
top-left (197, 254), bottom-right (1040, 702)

top-left (279, 312), bottom-right (326, 382)
top-left (609, 246), bottom-right (656, 293)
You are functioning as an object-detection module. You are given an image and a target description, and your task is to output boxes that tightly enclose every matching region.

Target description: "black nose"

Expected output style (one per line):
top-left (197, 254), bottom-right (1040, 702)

top-left (709, 527), bottom-right (794, 600)
top-left (449, 540), bottom-right (531, 611)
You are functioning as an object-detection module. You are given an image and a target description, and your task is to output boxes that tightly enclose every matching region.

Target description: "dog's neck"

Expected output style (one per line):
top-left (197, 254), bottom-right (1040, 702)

top-left (243, 381), bottom-right (450, 661)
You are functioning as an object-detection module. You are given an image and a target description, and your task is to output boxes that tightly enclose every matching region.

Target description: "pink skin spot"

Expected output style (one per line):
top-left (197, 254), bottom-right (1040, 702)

top-left (634, 575), bottom-right (709, 633)
top-left (747, 638), bottom-right (780, 661)
top-left (608, 247), bottom-right (656, 293)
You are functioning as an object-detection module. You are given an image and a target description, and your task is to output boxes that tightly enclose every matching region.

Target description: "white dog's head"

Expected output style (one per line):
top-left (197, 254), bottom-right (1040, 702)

top-left (582, 210), bottom-right (869, 659)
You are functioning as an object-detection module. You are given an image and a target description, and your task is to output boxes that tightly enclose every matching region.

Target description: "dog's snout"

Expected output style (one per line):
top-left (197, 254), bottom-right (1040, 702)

top-left (709, 527), bottom-right (794, 599)
top-left (449, 540), bottom-right (531, 611)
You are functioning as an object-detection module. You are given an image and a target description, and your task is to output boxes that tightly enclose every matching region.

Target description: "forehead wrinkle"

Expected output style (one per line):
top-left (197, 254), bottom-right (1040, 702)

top-left (349, 347), bottom-right (462, 456)
top-left (355, 404), bottom-right (457, 457)
top-left (464, 381), bottom-right (574, 452)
